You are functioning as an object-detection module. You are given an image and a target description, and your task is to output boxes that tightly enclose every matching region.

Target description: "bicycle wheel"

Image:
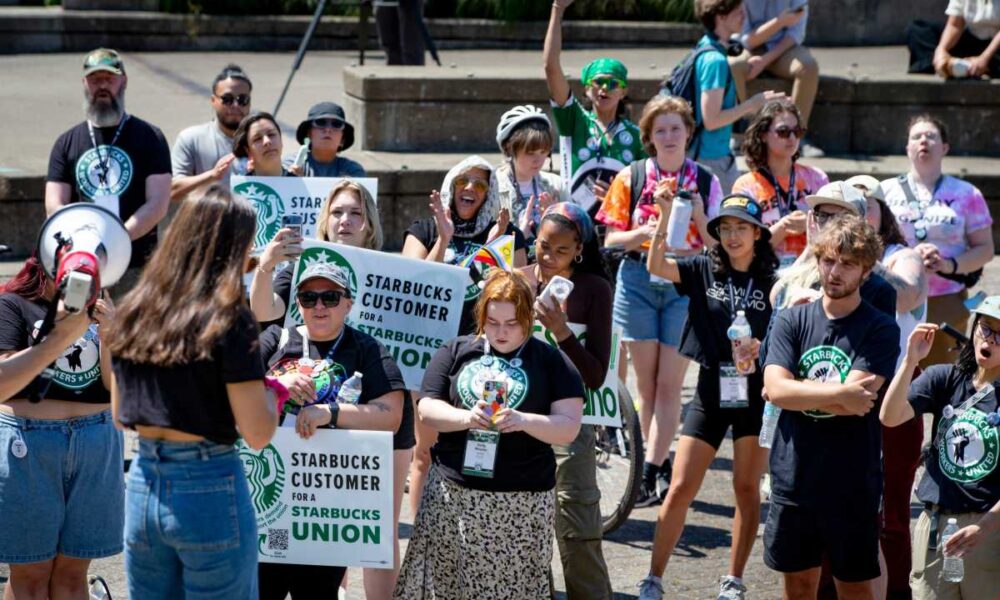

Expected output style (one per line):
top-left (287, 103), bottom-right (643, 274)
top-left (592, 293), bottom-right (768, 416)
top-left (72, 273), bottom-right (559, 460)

top-left (595, 380), bottom-right (643, 535)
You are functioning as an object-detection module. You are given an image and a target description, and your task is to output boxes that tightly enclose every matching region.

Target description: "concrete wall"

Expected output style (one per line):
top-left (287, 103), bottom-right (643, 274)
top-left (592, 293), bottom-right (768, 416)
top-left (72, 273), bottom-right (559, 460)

top-left (805, 0), bottom-right (944, 46)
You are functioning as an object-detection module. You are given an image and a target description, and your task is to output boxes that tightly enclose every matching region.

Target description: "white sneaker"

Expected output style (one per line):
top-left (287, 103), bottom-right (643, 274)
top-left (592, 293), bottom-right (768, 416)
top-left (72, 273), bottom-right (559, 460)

top-left (717, 576), bottom-right (748, 600)
top-left (637, 575), bottom-right (665, 600)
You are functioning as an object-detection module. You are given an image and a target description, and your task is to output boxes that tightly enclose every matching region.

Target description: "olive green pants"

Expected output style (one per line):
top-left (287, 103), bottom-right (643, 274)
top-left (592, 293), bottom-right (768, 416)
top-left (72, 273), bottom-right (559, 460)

top-left (553, 425), bottom-right (613, 600)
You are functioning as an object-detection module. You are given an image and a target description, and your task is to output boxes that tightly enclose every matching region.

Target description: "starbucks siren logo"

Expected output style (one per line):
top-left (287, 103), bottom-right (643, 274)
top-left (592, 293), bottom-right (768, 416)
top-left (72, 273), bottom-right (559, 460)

top-left (289, 247), bottom-right (359, 323)
top-left (797, 345), bottom-right (852, 419)
top-left (37, 321), bottom-right (101, 390)
top-left (239, 443), bottom-right (285, 516)
top-left (75, 145), bottom-right (133, 199)
top-left (938, 409), bottom-right (998, 483)
top-left (234, 181), bottom-right (286, 249)
top-left (456, 358), bottom-right (529, 410)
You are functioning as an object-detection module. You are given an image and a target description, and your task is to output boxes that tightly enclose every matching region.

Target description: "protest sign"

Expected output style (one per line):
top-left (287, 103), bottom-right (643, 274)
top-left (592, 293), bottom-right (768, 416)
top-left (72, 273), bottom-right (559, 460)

top-left (287, 240), bottom-right (470, 389)
top-left (532, 322), bottom-right (623, 427)
top-left (238, 428), bottom-right (394, 568)
top-left (230, 176), bottom-right (378, 252)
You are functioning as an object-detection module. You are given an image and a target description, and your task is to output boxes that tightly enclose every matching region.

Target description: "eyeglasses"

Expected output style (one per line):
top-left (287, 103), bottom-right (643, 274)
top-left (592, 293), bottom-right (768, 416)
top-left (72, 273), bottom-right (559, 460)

top-left (297, 290), bottom-right (345, 309)
top-left (812, 209), bottom-right (839, 227)
top-left (772, 126), bottom-right (807, 139)
top-left (590, 77), bottom-right (626, 91)
top-left (454, 176), bottom-right (490, 195)
top-left (978, 321), bottom-right (1000, 345)
top-left (312, 118), bottom-right (345, 130)
top-left (216, 94), bottom-right (251, 107)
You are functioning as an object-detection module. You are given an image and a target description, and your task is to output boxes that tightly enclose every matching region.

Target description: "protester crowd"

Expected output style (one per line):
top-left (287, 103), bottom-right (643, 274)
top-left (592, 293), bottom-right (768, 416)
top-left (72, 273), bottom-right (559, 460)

top-left (0, 0), bottom-right (998, 599)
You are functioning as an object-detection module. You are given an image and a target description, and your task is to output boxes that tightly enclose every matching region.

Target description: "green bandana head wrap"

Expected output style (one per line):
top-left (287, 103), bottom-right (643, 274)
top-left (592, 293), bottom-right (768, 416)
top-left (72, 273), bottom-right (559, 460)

top-left (580, 58), bottom-right (628, 86)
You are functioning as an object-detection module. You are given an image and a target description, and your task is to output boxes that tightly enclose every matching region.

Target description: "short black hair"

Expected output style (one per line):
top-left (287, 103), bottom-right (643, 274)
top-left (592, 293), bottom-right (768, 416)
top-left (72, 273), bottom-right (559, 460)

top-left (212, 64), bottom-right (252, 95)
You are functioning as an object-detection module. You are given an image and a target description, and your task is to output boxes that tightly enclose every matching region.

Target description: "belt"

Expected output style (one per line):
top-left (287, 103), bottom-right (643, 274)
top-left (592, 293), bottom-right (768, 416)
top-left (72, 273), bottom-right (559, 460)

top-left (923, 502), bottom-right (961, 516)
top-left (625, 251), bottom-right (647, 262)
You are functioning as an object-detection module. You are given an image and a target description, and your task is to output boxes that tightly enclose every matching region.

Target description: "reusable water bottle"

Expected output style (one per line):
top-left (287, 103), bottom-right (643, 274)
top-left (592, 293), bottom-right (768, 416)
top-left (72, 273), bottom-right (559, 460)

top-left (665, 190), bottom-right (693, 249)
top-left (337, 371), bottom-right (364, 405)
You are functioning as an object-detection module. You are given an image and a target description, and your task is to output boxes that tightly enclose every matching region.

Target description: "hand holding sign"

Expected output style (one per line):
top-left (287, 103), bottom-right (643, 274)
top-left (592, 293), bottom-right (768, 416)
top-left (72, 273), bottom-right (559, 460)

top-left (295, 404), bottom-right (332, 439)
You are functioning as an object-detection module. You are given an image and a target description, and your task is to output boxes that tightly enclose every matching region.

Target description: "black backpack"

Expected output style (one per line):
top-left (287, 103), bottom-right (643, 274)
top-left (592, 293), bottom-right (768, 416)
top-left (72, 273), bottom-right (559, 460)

top-left (660, 43), bottom-right (734, 160)
top-left (628, 159), bottom-right (715, 218)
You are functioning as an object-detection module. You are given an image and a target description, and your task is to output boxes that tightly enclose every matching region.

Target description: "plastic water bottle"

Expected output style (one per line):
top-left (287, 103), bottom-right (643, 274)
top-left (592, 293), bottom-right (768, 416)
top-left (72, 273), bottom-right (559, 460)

top-left (293, 138), bottom-right (311, 170)
top-left (949, 58), bottom-right (971, 78)
top-left (88, 576), bottom-right (111, 600)
top-left (336, 371), bottom-right (364, 405)
top-left (727, 310), bottom-right (756, 375)
top-left (759, 402), bottom-right (781, 448)
top-left (665, 190), bottom-right (693, 249)
top-left (941, 518), bottom-right (964, 582)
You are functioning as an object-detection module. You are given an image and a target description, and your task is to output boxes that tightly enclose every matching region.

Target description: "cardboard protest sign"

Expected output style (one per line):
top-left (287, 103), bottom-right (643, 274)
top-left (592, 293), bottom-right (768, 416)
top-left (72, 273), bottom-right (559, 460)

top-left (532, 323), bottom-right (623, 427)
top-left (239, 428), bottom-right (394, 568)
top-left (287, 240), bottom-right (470, 390)
top-left (231, 176), bottom-right (378, 252)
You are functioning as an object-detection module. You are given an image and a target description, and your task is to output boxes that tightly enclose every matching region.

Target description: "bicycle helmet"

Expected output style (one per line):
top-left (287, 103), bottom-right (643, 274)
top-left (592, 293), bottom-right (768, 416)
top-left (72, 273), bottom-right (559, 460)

top-left (496, 105), bottom-right (551, 152)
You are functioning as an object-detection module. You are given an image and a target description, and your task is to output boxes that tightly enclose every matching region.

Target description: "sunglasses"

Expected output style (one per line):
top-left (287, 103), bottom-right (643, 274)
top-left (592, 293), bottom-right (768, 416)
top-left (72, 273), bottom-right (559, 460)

top-left (812, 209), bottom-right (839, 227)
top-left (217, 94), bottom-right (251, 107)
top-left (297, 290), bottom-right (346, 309)
top-left (312, 118), bottom-right (345, 130)
top-left (772, 126), bottom-right (807, 139)
top-left (978, 321), bottom-right (1000, 345)
top-left (454, 176), bottom-right (490, 195)
top-left (590, 77), bottom-right (626, 91)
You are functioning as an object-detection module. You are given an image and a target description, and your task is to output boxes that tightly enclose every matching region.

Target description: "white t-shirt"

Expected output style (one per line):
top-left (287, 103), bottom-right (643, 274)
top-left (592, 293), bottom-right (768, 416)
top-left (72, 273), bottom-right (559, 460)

top-left (946, 0), bottom-right (1000, 40)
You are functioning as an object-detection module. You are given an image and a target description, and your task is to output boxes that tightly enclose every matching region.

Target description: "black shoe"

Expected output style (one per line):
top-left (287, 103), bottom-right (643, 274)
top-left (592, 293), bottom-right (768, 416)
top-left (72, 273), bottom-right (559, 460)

top-left (656, 459), bottom-right (672, 500)
top-left (635, 481), bottom-right (661, 508)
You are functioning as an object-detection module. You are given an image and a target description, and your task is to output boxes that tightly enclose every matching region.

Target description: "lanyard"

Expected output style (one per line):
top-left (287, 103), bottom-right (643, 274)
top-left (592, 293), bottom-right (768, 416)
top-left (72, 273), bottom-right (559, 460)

top-left (760, 167), bottom-right (797, 217)
top-left (933, 382), bottom-right (995, 449)
top-left (652, 158), bottom-right (694, 191)
top-left (727, 276), bottom-right (755, 315)
top-left (87, 114), bottom-right (129, 190)
top-left (508, 160), bottom-right (540, 210)
top-left (300, 326), bottom-right (346, 363)
top-left (480, 336), bottom-right (528, 372)
top-left (591, 116), bottom-right (618, 164)
top-left (905, 173), bottom-right (945, 215)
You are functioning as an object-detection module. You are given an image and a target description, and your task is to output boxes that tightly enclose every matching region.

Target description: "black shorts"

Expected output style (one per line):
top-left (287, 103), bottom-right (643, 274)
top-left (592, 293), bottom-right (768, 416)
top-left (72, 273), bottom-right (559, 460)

top-left (764, 501), bottom-right (881, 583)
top-left (393, 389), bottom-right (416, 450)
top-left (680, 371), bottom-right (763, 449)
top-left (259, 562), bottom-right (345, 600)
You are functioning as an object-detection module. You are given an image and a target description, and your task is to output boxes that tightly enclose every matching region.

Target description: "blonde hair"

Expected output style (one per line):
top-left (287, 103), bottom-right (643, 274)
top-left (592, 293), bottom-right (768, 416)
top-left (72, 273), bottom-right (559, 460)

top-left (316, 180), bottom-right (383, 250)
top-left (474, 269), bottom-right (534, 336)
top-left (639, 95), bottom-right (695, 156)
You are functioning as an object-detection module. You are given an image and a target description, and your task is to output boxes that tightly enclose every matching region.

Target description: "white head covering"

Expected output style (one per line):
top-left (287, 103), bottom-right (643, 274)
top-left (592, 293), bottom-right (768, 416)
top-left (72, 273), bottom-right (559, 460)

top-left (439, 155), bottom-right (496, 239)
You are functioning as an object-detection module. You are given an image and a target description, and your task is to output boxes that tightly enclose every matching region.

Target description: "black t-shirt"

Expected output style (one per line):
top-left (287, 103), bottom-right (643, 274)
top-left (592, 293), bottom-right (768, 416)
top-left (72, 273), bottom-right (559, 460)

top-left (0, 293), bottom-right (110, 403)
top-left (47, 116), bottom-right (172, 268)
top-left (763, 299), bottom-right (900, 509)
top-left (860, 273), bottom-right (897, 318)
top-left (258, 324), bottom-right (407, 421)
top-left (908, 365), bottom-right (1000, 514)
top-left (420, 335), bottom-right (585, 492)
top-left (112, 306), bottom-right (265, 445)
top-left (405, 217), bottom-right (527, 334)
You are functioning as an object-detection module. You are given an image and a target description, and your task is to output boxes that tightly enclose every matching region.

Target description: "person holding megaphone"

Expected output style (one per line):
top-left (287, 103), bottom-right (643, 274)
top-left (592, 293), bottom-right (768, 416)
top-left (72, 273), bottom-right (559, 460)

top-left (0, 256), bottom-right (120, 600)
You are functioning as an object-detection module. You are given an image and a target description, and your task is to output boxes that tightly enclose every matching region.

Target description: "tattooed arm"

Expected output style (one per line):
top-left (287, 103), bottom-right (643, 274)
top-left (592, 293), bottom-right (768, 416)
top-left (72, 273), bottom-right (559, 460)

top-left (876, 247), bottom-right (928, 314)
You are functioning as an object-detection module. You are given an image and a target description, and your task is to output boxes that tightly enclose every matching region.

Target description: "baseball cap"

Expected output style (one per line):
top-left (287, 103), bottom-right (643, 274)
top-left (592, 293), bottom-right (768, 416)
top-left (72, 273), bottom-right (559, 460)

top-left (296, 263), bottom-right (351, 297)
top-left (845, 175), bottom-right (885, 203)
top-left (707, 194), bottom-right (771, 242)
top-left (805, 181), bottom-right (867, 217)
top-left (83, 48), bottom-right (124, 76)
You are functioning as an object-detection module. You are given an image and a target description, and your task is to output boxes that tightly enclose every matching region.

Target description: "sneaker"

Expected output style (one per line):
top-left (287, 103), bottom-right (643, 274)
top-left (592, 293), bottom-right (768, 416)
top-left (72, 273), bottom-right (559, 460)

top-left (656, 459), bottom-right (672, 500)
top-left (760, 472), bottom-right (771, 500)
top-left (799, 139), bottom-right (825, 158)
top-left (637, 575), bottom-right (665, 600)
top-left (717, 576), bottom-right (748, 600)
top-left (635, 481), bottom-right (661, 508)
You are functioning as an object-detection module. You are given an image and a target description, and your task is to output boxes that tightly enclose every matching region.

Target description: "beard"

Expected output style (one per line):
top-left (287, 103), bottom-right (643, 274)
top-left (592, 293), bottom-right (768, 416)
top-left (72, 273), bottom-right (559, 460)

top-left (217, 109), bottom-right (244, 131)
top-left (822, 277), bottom-right (861, 299)
top-left (84, 88), bottom-right (126, 127)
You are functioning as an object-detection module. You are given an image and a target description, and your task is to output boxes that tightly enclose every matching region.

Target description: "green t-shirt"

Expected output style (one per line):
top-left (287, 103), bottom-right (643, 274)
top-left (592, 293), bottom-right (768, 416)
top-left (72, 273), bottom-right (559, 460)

top-left (550, 95), bottom-right (646, 212)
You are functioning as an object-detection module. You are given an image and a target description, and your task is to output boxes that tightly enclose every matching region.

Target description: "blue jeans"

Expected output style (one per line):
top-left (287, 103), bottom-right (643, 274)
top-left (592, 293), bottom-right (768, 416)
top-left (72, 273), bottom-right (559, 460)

top-left (613, 258), bottom-right (689, 346)
top-left (125, 439), bottom-right (259, 600)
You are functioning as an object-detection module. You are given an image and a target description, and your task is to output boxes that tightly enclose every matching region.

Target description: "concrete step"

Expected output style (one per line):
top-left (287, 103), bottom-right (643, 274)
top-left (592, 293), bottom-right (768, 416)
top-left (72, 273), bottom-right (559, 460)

top-left (345, 59), bottom-right (1000, 157)
top-left (4, 151), bottom-right (999, 257)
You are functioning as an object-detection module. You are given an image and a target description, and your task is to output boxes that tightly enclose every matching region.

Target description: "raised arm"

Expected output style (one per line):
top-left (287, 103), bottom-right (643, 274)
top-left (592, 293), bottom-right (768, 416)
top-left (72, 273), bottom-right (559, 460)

top-left (881, 324), bottom-right (937, 427)
top-left (543, 0), bottom-right (574, 105)
top-left (878, 247), bottom-right (928, 313)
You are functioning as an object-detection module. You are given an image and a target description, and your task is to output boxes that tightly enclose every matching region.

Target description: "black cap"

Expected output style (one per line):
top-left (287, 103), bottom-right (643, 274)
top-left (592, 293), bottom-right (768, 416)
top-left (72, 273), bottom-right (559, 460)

top-left (707, 194), bottom-right (771, 242)
top-left (295, 102), bottom-right (355, 150)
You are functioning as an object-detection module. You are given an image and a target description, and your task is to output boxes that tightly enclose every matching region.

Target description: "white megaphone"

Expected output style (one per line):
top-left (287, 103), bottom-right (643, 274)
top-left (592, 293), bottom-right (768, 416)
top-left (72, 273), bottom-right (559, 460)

top-left (36, 204), bottom-right (131, 313)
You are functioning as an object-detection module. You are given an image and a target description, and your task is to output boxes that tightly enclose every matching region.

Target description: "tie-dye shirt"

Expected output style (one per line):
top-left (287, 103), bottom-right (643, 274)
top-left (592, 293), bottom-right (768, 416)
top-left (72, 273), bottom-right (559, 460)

top-left (881, 174), bottom-right (993, 297)
top-left (732, 164), bottom-right (829, 267)
top-left (596, 158), bottom-right (723, 251)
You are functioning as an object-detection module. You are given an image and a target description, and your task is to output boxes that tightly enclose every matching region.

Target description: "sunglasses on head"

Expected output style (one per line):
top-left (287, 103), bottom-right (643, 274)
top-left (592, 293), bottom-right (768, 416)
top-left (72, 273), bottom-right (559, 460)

top-left (217, 94), bottom-right (251, 107)
top-left (772, 126), bottom-right (806, 139)
top-left (590, 77), bottom-right (626, 91)
top-left (312, 118), bottom-right (345, 130)
top-left (454, 176), bottom-right (490, 195)
top-left (297, 290), bottom-right (346, 309)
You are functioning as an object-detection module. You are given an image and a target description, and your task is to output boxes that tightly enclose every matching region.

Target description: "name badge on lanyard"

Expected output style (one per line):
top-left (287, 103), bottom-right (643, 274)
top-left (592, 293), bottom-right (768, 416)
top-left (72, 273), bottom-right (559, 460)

top-left (87, 115), bottom-right (128, 218)
top-left (719, 363), bottom-right (749, 408)
top-left (463, 429), bottom-right (500, 478)
top-left (93, 193), bottom-right (121, 217)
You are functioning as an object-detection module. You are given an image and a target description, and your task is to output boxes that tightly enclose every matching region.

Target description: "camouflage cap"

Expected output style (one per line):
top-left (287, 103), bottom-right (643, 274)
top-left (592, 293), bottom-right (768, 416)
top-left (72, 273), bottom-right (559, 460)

top-left (83, 48), bottom-right (124, 76)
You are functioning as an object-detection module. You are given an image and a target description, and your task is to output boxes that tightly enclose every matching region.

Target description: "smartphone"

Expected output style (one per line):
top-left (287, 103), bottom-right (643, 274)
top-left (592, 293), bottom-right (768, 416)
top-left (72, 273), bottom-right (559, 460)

top-left (281, 214), bottom-right (304, 238)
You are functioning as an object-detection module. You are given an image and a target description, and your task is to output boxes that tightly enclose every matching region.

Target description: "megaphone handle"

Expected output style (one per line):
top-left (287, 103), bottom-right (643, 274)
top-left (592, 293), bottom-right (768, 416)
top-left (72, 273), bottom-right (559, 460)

top-left (27, 299), bottom-right (60, 403)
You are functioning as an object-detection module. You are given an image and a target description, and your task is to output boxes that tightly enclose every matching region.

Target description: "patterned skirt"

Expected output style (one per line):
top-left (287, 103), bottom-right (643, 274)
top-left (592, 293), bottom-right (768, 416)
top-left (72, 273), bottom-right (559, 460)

top-left (394, 464), bottom-right (556, 600)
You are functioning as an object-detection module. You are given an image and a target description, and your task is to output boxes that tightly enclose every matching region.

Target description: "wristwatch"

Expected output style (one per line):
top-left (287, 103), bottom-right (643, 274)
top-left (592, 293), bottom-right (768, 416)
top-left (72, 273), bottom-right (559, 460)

top-left (328, 402), bottom-right (341, 428)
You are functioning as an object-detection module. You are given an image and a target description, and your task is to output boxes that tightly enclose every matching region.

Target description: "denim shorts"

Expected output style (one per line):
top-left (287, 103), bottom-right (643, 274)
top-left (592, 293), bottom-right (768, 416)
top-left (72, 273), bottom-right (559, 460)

top-left (0, 410), bottom-right (124, 563)
top-left (613, 258), bottom-right (689, 347)
top-left (125, 439), bottom-right (259, 600)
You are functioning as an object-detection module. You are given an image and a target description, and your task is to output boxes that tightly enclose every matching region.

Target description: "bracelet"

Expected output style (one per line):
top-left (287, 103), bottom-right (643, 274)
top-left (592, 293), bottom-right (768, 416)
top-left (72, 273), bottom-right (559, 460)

top-left (949, 257), bottom-right (959, 275)
top-left (264, 377), bottom-right (290, 414)
top-left (257, 264), bottom-right (275, 274)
